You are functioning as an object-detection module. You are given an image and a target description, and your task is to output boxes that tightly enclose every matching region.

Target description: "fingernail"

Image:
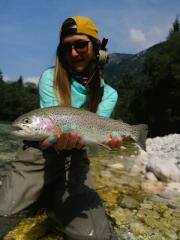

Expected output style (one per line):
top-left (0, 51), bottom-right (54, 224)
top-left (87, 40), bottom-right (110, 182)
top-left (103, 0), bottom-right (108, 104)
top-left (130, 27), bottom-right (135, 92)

top-left (112, 131), bottom-right (119, 137)
top-left (48, 136), bottom-right (58, 144)
top-left (71, 124), bottom-right (77, 130)
top-left (125, 134), bottom-right (129, 141)
top-left (63, 124), bottom-right (69, 132)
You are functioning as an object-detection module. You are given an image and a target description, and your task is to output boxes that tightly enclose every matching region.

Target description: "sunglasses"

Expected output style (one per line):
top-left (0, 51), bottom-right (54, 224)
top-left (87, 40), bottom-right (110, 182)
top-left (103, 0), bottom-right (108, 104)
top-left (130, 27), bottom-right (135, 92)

top-left (61, 40), bottom-right (91, 53)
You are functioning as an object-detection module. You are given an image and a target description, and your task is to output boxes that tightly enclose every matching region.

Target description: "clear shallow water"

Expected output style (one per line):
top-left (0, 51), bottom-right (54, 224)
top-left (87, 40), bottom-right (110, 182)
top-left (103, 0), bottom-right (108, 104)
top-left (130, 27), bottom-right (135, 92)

top-left (0, 123), bottom-right (180, 240)
top-left (0, 123), bottom-right (22, 163)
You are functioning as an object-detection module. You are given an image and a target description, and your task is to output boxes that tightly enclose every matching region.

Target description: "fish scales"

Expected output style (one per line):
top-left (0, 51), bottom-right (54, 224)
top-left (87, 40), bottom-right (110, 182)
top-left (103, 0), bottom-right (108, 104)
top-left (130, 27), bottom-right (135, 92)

top-left (12, 106), bottom-right (148, 150)
top-left (40, 107), bottom-right (137, 143)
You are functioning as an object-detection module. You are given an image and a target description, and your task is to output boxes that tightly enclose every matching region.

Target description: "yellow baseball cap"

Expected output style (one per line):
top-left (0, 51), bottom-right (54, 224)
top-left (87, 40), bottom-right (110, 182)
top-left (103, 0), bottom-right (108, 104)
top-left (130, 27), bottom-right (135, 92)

top-left (60, 16), bottom-right (99, 40)
top-left (72, 16), bottom-right (99, 40)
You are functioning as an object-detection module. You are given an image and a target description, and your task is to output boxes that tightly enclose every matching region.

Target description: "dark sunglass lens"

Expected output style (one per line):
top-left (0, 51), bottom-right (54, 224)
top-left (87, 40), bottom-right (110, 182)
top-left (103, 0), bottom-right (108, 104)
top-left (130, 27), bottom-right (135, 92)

top-left (62, 40), bottom-right (90, 53)
top-left (62, 43), bottom-right (72, 52)
top-left (74, 41), bottom-right (89, 49)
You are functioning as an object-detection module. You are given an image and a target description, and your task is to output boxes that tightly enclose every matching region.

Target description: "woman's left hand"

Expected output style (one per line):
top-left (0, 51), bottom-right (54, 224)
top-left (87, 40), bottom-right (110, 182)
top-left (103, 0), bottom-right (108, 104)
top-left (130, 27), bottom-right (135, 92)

top-left (102, 132), bottom-right (127, 149)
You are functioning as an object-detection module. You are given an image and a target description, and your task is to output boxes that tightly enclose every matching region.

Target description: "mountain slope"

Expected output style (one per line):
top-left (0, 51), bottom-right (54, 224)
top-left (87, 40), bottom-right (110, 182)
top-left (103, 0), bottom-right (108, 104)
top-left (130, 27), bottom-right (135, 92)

top-left (103, 42), bottom-right (162, 87)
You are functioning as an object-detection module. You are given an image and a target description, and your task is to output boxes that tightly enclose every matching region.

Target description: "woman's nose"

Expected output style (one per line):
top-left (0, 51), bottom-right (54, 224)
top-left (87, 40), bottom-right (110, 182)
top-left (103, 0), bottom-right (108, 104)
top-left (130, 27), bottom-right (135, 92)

top-left (71, 47), bottom-right (79, 56)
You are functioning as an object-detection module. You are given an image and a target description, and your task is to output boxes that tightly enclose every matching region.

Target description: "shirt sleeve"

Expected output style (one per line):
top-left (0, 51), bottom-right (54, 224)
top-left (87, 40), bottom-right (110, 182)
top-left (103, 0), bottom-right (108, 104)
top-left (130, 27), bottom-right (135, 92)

top-left (38, 68), bottom-right (59, 108)
top-left (96, 83), bottom-right (118, 118)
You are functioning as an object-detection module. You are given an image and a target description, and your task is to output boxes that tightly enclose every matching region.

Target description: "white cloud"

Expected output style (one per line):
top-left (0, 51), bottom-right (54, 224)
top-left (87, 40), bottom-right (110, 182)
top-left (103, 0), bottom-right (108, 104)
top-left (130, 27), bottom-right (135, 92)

top-left (24, 76), bottom-right (39, 85)
top-left (3, 75), bottom-right (9, 81)
top-left (3, 75), bottom-right (39, 85)
top-left (150, 27), bottom-right (162, 36)
top-left (129, 28), bottom-right (146, 44)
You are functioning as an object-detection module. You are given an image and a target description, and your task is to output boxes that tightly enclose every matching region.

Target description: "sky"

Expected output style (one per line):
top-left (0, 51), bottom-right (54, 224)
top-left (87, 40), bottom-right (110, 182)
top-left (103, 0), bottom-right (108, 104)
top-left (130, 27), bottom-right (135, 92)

top-left (0, 0), bottom-right (179, 83)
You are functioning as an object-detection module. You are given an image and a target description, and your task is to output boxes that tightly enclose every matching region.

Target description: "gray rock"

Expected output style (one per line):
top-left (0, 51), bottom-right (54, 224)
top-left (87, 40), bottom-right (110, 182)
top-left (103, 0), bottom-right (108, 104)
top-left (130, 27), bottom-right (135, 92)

top-left (119, 196), bottom-right (139, 209)
top-left (132, 134), bottom-right (180, 182)
top-left (145, 171), bottom-right (158, 182)
top-left (147, 157), bottom-right (180, 182)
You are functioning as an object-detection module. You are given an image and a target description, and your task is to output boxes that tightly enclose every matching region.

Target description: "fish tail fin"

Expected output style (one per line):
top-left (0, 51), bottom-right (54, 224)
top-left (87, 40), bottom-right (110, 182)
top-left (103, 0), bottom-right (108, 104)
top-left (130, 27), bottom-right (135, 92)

top-left (132, 124), bottom-right (148, 150)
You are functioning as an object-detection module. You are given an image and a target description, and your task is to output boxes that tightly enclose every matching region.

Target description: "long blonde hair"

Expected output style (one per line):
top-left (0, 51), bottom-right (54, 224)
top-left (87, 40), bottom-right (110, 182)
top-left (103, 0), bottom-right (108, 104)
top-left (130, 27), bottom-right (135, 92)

top-left (53, 54), bottom-right (71, 107)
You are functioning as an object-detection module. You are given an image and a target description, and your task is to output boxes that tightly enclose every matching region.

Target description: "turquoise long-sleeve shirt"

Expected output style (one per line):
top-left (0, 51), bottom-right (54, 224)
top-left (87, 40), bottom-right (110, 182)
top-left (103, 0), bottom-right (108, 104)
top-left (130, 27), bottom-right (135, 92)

top-left (39, 67), bottom-right (118, 118)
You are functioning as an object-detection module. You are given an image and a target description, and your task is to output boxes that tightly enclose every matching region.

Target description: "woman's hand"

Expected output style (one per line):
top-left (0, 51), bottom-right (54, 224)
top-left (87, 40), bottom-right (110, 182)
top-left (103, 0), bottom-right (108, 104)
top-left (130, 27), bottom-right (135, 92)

top-left (103, 131), bottom-right (129, 149)
top-left (40, 129), bottom-right (85, 150)
top-left (54, 131), bottom-right (85, 150)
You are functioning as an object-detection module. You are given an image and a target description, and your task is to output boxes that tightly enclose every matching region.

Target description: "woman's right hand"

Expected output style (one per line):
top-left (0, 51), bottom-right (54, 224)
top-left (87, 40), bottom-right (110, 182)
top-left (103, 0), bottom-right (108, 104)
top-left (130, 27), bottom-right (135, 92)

top-left (40, 130), bottom-right (85, 150)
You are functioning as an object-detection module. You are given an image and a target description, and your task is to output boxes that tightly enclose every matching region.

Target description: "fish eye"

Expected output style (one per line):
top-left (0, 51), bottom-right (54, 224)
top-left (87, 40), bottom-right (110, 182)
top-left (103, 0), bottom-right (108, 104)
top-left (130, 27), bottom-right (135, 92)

top-left (23, 118), bottom-right (31, 124)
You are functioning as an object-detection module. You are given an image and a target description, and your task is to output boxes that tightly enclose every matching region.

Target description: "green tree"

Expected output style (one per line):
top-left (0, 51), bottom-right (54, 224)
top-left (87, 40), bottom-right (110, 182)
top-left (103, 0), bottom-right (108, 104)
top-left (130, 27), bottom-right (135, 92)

top-left (114, 73), bottom-right (140, 123)
top-left (0, 80), bottom-right (39, 121)
top-left (0, 69), bottom-right (4, 82)
top-left (168, 14), bottom-right (180, 38)
top-left (25, 82), bottom-right (38, 95)
top-left (17, 75), bottom-right (23, 86)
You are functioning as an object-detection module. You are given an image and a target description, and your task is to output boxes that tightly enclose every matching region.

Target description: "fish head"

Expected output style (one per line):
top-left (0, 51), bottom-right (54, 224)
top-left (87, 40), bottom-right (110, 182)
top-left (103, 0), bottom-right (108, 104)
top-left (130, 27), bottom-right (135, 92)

top-left (12, 111), bottom-right (55, 141)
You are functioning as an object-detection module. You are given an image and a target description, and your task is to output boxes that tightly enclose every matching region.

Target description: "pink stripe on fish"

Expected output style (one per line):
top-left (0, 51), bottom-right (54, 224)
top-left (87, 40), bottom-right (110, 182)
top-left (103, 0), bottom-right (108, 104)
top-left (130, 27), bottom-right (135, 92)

top-left (32, 116), bottom-right (54, 130)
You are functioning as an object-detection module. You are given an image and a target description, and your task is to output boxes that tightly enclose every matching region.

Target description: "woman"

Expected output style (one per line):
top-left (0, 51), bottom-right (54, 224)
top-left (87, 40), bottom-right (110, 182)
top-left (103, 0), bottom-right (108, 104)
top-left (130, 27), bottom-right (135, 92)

top-left (0, 16), bottom-right (123, 239)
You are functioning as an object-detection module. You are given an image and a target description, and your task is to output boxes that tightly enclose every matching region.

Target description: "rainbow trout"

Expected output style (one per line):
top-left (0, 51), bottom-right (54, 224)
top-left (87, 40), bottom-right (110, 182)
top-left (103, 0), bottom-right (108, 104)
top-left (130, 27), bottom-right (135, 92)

top-left (12, 106), bottom-right (148, 150)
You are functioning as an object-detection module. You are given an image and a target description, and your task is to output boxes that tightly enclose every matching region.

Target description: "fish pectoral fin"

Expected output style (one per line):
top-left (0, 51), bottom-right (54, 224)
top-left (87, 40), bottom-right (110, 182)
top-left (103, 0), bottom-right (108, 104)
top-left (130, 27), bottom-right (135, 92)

top-left (98, 143), bottom-right (112, 150)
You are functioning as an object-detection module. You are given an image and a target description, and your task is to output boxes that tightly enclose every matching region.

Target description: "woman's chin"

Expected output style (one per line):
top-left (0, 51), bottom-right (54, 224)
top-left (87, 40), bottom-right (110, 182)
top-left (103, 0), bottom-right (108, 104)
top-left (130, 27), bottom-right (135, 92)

top-left (73, 65), bottom-right (86, 73)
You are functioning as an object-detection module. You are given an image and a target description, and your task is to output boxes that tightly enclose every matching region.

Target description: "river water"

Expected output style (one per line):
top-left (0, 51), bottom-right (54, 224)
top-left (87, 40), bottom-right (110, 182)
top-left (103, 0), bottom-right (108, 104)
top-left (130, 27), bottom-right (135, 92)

top-left (0, 123), bottom-right (180, 240)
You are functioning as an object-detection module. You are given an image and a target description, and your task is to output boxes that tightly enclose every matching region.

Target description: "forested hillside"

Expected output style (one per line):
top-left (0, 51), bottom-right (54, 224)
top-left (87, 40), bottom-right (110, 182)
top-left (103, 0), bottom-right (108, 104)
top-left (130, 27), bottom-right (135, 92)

top-left (103, 16), bottom-right (180, 137)
top-left (0, 76), bottom-right (39, 121)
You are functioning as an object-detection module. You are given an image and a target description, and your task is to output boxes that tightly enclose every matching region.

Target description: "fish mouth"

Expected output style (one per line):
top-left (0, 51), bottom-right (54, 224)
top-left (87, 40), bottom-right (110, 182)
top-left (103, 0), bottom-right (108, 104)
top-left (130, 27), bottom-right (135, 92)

top-left (12, 125), bottom-right (22, 131)
top-left (11, 123), bottom-right (31, 136)
top-left (12, 123), bottom-right (24, 131)
top-left (11, 123), bottom-right (46, 141)
top-left (12, 129), bottom-right (29, 136)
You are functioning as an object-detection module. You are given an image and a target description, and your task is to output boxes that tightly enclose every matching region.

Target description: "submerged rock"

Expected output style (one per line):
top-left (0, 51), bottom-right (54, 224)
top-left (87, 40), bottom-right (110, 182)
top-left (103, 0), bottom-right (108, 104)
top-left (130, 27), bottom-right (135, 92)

top-left (119, 196), bottom-right (139, 209)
